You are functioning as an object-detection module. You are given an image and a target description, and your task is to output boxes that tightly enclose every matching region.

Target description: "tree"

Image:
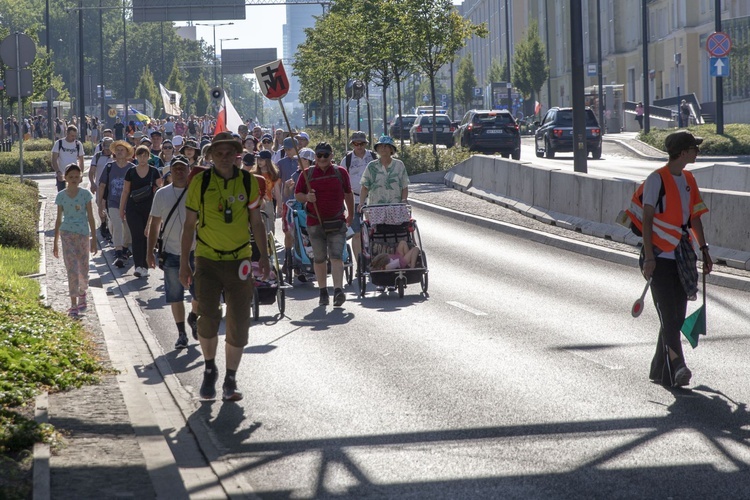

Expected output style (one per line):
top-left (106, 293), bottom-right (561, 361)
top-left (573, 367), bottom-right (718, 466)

top-left (455, 54), bottom-right (477, 114)
top-left (134, 66), bottom-right (160, 117)
top-left (486, 58), bottom-right (505, 85)
top-left (512, 20), bottom-right (548, 118)
top-left (402, 0), bottom-right (487, 167)
top-left (194, 74), bottom-right (210, 117)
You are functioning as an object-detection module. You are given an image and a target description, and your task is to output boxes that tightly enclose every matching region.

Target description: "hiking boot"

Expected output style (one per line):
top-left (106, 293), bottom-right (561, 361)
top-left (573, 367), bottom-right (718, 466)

top-left (199, 368), bottom-right (218, 399)
top-left (174, 332), bottom-right (188, 350)
top-left (333, 288), bottom-right (346, 307)
top-left (114, 250), bottom-right (125, 268)
top-left (187, 312), bottom-right (198, 340)
top-left (319, 288), bottom-right (330, 306)
top-left (673, 366), bottom-right (692, 387)
top-left (222, 378), bottom-right (243, 402)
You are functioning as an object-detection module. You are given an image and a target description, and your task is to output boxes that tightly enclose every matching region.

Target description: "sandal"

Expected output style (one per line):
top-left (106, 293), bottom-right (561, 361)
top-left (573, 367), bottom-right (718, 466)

top-left (77, 294), bottom-right (87, 311)
top-left (67, 307), bottom-right (79, 318)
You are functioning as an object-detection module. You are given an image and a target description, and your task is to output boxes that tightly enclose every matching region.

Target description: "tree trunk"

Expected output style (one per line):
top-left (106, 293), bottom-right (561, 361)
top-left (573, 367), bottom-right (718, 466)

top-left (430, 74), bottom-right (438, 170)
top-left (395, 72), bottom-right (404, 151)
top-left (321, 83), bottom-right (327, 131)
top-left (366, 82), bottom-right (373, 145)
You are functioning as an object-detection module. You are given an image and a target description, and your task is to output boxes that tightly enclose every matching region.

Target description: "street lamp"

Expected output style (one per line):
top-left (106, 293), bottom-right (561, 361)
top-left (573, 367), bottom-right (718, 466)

top-left (219, 37), bottom-right (238, 91)
top-left (195, 22), bottom-right (234, 87)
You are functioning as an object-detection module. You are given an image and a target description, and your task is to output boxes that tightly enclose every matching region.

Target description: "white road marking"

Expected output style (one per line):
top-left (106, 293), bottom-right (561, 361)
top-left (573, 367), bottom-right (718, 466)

top-left (565, 349), bottom-right (623, 370)
top-left (447, 301), bottom-right (488, 316)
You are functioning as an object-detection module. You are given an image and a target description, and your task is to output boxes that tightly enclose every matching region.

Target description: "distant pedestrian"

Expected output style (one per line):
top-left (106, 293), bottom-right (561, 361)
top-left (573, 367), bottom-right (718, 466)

top-left (635, 102), bottom-right (644, 130)
top-left (53, 163), bottom-right (97, 318)
top-left (252, 150), bottom-right (282, 235)
top-left (51, 125), bottom-right (85, 192)
top-left (680, 99), bottom-right (691, 127)
top-left (626, 131), bottom-right (712, 387)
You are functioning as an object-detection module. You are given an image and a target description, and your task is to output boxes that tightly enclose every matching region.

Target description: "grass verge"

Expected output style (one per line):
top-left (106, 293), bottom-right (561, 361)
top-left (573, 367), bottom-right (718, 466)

top-left (0, 179), bottom-right (105, 497)
top-left (639, 123), bottom-right (750, 156)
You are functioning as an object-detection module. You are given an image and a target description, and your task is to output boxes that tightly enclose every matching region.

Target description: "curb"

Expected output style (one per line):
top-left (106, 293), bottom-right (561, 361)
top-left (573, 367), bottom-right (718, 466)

top-left (33, 392), bottom-right (50, 500)
top-left (408, 197), bottom-right (750, 292)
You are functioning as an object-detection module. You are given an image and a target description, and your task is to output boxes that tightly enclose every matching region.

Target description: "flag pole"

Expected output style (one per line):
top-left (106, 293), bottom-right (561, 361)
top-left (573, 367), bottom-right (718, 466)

top-left (278, 99), bottom-right (322, 224)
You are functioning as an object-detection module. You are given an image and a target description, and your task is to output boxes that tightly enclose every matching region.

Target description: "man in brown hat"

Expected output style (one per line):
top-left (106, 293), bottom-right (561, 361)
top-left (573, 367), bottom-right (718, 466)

top-left (179, 132), bottom-right (269, 401)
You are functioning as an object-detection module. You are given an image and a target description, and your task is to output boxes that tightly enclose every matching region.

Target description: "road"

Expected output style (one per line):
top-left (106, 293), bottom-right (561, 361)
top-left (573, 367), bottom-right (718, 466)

top-left (132, 193), bottom-right (750, 498)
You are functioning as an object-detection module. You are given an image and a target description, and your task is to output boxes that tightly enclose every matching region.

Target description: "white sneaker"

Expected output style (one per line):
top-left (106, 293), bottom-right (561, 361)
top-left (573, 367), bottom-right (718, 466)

top-left (140, 267), bottom-right (149, 278)
top-left (133, 267), bottom-right (142, 278)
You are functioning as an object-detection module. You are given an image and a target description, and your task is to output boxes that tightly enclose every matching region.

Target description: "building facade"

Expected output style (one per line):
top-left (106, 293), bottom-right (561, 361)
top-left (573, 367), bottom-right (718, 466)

top-left (456, 0), bottom-right (750, 125)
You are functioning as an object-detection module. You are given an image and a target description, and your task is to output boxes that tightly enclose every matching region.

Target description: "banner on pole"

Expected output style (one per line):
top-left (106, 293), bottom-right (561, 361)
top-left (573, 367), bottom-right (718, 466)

top-left (253, 59), bottom-right (290, 100)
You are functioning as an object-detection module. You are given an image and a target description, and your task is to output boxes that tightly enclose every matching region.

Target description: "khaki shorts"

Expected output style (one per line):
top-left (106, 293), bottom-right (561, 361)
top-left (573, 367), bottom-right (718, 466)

top-left (194, 256), bottom-right (253, 347)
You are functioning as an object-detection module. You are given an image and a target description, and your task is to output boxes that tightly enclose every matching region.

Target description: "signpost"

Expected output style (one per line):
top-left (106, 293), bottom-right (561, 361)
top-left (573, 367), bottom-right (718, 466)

top-left (706, 28), bottom-right (730, 135)
top-left (254, 59), bottom-right (322, 223)
top-left (0, 32), bottom-right (37, 182)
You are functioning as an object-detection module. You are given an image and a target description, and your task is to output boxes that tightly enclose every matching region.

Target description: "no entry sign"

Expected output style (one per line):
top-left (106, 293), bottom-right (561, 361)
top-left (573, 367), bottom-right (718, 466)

top-left (707, 32), bottom-right (731, 58)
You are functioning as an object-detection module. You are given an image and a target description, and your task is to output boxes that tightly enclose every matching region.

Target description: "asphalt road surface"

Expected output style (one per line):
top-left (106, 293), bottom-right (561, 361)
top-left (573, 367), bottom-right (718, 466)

top-left (133, 201), bottom-right (750, 499)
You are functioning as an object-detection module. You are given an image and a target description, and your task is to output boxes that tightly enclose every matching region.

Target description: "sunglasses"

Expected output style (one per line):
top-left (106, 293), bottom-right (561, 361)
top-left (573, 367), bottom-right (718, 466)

top-left (316, 152), bottom-right (331, 158)
top-left (352, 142), bottom-right (366, 147)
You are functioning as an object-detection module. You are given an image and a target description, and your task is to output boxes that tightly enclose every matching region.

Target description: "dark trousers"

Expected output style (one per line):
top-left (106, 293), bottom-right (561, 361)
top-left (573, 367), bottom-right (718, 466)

top-left (56, 179), bottom-right (66, 192)
top-left (126, 203), bottom-right (151, 269)
top-left (649, 258), bottom-right (688, 385)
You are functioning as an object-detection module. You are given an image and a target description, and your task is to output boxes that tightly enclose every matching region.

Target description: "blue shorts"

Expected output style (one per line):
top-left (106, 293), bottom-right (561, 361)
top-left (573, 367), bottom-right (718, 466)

top-left (163, 251), bottom-right (195, 303)
top-left (350, 203), bottom-right (362, 233)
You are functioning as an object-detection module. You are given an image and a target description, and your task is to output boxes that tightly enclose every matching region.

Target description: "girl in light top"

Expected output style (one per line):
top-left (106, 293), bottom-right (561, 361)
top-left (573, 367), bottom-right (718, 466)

top-left (53, 163), bottom-right (98, 317)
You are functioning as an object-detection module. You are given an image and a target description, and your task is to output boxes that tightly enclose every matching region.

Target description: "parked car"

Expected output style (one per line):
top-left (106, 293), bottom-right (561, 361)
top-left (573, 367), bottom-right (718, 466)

top-left (389, 114), bottom-right (418, 140)
top-left (453, 109), bottom-right (521, 159)
top-left (534, 107), bottom-right (602, 159)
top-left (409, 114), bottom-right (455, 147)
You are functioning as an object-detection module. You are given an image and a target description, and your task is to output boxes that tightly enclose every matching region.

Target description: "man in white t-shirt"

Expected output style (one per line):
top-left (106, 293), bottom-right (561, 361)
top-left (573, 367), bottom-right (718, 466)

top-left (163, 116), bottom-right (175, 139)
top-left (51, 125), bottom-right (85, 192)
top-left (343, 131), bottom-right (378, 261)
top-left (146, 155), bottom-right (198, 349)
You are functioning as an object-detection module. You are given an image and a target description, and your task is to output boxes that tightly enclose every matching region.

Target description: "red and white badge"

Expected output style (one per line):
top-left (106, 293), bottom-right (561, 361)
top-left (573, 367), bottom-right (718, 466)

top-left (238, 259), bottom-right (252, 281)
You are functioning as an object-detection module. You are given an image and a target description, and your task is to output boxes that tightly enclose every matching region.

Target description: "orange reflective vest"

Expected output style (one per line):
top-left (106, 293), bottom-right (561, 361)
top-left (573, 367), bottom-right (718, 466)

top-left (626, 166), bottom-right (708, 253)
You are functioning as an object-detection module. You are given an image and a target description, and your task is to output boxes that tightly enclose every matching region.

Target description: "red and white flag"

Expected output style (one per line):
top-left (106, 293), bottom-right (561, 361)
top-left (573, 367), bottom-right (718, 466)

top-left (214, 92), bottom-right (243, 135)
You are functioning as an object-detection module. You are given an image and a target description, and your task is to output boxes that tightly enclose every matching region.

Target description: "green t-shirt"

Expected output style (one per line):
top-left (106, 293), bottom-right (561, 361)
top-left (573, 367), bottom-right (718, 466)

top-left (185, 167), bottom-right (261, 260)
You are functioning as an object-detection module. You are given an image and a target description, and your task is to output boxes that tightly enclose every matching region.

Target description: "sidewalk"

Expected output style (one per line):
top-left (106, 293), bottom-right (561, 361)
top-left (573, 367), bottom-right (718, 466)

top-left (31, 136), bottom-right (750, 497)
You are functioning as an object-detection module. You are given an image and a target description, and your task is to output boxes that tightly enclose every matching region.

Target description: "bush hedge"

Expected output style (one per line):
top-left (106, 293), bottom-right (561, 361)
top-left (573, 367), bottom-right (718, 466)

top-left (0, 152), bottom-right (51, 175)
top-left (12, 139), bottom-right (95, 155)
top-left (0, 176), bottom-right (39, 250)
top-left (639, 124), bottom-right (750, 156)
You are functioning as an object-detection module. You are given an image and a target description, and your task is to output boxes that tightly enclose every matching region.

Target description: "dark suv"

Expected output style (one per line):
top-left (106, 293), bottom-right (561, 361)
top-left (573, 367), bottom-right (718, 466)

top-left (389, 114), bottom-right (418, 140)
top-left (454, 109), bottom-right (521, 159)
top-left (534, 107), bottom-right (602, 159)
top-left (409, 114), bottom-right (455, 147)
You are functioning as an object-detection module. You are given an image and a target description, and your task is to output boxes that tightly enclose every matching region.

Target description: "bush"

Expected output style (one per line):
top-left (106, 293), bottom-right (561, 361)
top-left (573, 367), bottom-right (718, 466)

top-left (0, 176), bottom-right (39, 250)
top-left (0, 152), bottom-right (51, 175)
top-left (12, 139), bottom-right (94, 155)
top-left (397, 144), bottom-right (472, 175)
top-left (639, 124), bottom-right (750, 156)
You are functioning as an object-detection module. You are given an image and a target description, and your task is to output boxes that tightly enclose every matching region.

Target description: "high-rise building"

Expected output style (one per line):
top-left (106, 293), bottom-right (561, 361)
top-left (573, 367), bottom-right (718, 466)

top-left (283, 4), bottom-right (325, 104)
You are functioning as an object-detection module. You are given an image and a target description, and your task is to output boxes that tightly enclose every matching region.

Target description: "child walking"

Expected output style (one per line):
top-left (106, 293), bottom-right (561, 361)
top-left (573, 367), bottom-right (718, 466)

top-left (53, 163), bottom-right (97, 318)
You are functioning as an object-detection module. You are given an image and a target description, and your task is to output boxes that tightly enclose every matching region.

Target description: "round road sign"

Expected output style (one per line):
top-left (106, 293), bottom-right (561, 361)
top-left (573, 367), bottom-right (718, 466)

top-left (707, 32), bottom-right (732, 58)
top-left (0, 33), bottom-right (36, 68)
top-left (108, 108), bottom-right (117, 118)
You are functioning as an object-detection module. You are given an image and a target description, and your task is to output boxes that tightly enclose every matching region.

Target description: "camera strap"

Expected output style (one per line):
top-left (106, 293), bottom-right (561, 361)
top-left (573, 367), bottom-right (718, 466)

top-left (159, 187), bottom-right (187, 241)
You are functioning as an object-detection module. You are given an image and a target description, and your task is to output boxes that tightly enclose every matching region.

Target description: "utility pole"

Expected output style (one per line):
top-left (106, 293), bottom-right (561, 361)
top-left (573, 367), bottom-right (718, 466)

top-left (596, 0), bottom-right (604, 134)
top-left (642, 0), bottom-right (650, 133)
top-left (715, 0), bottom-right (724, 135)
top-left (504, 0), bottom-right (512, 112)
top-left (78, 0), bottom-right (85, 139)
top-left (195, 22), bottom-right (234, 87)
top-left (570, 0), bottom-right (588, 173)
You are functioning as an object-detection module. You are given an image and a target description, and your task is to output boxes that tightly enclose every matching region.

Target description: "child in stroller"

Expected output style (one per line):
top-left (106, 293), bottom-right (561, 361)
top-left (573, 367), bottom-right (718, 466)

top-left (370, 240), bottom-right (420, 270)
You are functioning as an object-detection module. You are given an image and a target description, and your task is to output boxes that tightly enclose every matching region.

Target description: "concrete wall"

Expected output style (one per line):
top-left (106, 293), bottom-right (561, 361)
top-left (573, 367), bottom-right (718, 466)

top-left (446, 155), bottom-right (750, 254)
top-left (691, 164), bottom-right (750, 193)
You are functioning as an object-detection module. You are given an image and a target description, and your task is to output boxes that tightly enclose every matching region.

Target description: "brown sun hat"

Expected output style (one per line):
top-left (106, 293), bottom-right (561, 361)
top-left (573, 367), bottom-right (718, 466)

top-left (207, 131), bottom-right (243, 155)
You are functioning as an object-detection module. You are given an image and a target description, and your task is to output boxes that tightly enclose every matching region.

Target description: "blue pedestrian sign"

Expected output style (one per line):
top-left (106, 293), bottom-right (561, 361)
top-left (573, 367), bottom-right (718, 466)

top-left (710, 57), bottom-right (729, 77)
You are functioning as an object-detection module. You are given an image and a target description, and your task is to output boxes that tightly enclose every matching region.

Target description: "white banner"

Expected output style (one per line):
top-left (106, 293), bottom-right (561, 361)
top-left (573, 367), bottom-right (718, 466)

top-left (159, 83), bottom-right (182, 116)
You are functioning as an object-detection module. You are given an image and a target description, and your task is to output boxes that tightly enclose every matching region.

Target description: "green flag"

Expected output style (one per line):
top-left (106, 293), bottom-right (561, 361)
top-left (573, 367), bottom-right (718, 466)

top-left (681, 305), bottom-right (706, 348)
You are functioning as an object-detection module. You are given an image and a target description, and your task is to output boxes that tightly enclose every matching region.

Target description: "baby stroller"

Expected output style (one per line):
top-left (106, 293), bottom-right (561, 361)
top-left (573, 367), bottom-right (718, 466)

top-left (283, 199), bottom-right (354, 286)
top-left (249, 213), bottom-right (289, 320)
top-left (357, 203), bottom-right (428, 298)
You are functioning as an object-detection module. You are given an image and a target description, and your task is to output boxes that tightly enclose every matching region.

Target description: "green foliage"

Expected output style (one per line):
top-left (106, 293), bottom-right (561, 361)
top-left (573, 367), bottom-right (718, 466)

top-left (455, 54), bottom-right (477, 114)
top-left (486, 58), bottom-right (505, 86)
top-left (396, 144), bottom-right (473, 175)
top-left (639, 124), bottom-right (750, 156)
top-left (194, 75), bottom-right (211, 117)
top-left (0, 152), bottom-right (52, 175)
top-left (512, 20), bottom-right (548, 110)
top-left (0, 176), bottom-right (39, 250)
top-left (135, 66), bottom-right (161, 117)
